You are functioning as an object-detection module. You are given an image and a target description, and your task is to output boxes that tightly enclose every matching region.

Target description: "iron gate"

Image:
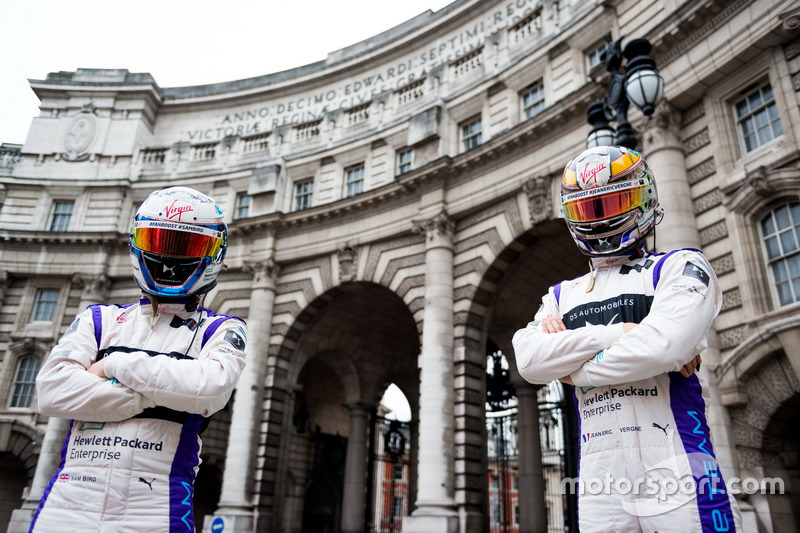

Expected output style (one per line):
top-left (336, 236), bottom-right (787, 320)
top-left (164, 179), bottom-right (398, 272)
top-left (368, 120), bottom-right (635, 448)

top-left (487, 348), bottom-right (578, 533)
top-left (366, 416), bottom-right (411, 533)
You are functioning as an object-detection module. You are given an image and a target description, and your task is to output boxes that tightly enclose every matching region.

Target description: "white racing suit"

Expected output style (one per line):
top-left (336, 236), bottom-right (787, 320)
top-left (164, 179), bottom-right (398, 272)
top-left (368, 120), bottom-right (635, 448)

top-left (513, 249), bottom-right (741, 533)
top-left (32, 296), bottom-right (247, 533)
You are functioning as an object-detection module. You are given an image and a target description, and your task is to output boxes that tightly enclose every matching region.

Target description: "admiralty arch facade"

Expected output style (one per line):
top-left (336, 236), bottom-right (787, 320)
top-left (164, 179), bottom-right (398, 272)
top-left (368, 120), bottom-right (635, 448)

top-left (2, 0), bottom-right (800, 531)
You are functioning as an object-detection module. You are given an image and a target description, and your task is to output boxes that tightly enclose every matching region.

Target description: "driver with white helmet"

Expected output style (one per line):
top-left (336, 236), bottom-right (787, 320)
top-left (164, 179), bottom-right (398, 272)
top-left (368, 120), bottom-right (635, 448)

top-left (513, 146), bottom-right (741, 532)
top-left (32, 186), bottom-right (247, 532)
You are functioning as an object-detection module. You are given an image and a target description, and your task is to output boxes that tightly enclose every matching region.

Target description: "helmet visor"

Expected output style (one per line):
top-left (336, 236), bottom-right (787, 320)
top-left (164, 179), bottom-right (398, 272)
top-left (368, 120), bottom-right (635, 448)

top-left (561, 178), bottom-right (651, 223)
top-left (131, 218), bottom-right (226, 259)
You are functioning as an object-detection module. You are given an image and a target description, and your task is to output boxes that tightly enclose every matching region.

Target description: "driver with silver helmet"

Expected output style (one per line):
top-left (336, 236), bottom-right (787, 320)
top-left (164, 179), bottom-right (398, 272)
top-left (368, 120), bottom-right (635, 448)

top-left (513, 146), bottom-right (741, 532)
top-left (32, 186), bottom-right (247, 533)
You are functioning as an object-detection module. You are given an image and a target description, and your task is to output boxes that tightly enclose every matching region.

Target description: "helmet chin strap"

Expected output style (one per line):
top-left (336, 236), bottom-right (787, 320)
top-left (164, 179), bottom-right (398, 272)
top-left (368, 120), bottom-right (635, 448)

top-left (651, 206), bottom-right (665, 254)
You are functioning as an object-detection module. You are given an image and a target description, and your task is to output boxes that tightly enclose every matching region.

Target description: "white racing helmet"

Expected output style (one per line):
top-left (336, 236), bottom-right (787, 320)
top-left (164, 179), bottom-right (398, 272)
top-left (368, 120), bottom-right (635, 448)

top-left (129, 187), bottom-right (227, 297)
top-left (561, 146), bottom-right (660, 257)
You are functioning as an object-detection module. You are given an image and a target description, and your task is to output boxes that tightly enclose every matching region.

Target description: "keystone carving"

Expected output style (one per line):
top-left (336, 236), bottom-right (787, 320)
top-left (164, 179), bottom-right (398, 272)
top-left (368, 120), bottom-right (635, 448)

top-left (72, 274), bottom-right (111, 302)
top-left (522, 176), bottom-right (552, 225)
top-left (337, 245), bottom-right (357, 283)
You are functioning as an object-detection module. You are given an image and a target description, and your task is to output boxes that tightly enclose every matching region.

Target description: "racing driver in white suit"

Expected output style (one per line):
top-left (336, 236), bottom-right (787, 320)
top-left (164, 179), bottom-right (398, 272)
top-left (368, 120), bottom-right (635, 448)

top-left (31, 187), bottom-right (247, 532)
top-left (513, 146), bottom-right (741, 532)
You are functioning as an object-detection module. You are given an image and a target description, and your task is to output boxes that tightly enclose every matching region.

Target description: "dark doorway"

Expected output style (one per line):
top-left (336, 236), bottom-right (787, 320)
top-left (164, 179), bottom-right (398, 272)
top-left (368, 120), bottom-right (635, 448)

top-left (303, 429), bottom-right (347, 533)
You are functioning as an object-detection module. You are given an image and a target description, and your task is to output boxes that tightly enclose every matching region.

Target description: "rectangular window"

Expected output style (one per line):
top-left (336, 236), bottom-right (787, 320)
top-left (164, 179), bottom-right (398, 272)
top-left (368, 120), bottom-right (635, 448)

top-left (397, 149), bottom-right (414, 176)
top-left (50, 200), bottom-right (74, 231)
top-left (235, 193), bottom-right (251, 219)
top-left (460, 117), bottom-right (483, 152)
top-left (345, 165), bottom-right (365, 197)
top-left (33, 289), bottom-right (60, 322)
top-left (522, 82), bottom-right (545, 119)
top-left (587, 37), bottom-right (610, 71)
top-left (761, 202), bottom-right (800, 306)
top-left (294, 180), bottom-right (314, 211)
top-left (10, 356), bottom-right (41, 408)
top-left (736, 83), bottom-right (783, 153)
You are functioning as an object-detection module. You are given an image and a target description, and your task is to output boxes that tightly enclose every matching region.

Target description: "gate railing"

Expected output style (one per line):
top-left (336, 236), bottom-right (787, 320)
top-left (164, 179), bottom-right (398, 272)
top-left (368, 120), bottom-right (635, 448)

top-left (367, 416), bottom-right (411, 533)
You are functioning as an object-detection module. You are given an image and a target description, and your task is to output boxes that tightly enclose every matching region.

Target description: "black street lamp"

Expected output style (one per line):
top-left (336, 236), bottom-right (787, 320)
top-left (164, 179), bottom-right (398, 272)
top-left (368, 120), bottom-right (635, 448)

top-left (586, 36), bottom-right (664, 150)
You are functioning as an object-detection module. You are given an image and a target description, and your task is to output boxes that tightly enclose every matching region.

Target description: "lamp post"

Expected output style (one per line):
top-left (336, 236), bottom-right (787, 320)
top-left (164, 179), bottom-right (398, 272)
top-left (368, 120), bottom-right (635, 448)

top-left (586, 36), bottom-right (664, 150)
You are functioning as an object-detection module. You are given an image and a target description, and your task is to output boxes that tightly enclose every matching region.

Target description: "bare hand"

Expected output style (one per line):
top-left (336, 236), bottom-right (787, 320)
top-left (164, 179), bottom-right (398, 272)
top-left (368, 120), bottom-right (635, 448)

top-left (87, 360), bottom-right (107, 379)
top-left (622, 322), bottom-right (637, 333)
top-left (541, 315), bottom-right (566, 334)
top-left (680, 354), bottom-right (702, 378)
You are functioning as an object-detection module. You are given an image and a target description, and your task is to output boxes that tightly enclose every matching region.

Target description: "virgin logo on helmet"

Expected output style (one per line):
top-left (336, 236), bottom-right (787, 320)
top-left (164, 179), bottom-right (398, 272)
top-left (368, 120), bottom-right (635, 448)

top-left (579, 163), bottom-right (605, 186)
top-left (164, 200), bottom-right (193, 221)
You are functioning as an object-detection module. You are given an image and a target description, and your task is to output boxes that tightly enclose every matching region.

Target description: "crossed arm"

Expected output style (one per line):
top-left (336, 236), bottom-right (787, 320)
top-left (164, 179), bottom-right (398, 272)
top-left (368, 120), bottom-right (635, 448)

top-left (514, 251), bottom-right (718, 388)
top-left (537, 314), bottom-right (702, 385)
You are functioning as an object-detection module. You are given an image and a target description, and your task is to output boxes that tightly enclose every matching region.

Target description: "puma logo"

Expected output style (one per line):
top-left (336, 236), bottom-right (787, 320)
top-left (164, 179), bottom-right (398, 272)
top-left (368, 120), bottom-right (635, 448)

top-left (652, 422), bottom-right (669, 435)
top-left (139, 477), bottom-right (155, 490)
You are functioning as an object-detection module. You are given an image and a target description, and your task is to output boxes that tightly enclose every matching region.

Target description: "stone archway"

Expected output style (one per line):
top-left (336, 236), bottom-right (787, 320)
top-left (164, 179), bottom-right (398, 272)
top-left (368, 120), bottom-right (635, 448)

top-left (0, 420), bottom-right (41, 526)
top-left (725, 352), bottom-right (800, 532)
top-left (265, 282), bottom-right (420, 533)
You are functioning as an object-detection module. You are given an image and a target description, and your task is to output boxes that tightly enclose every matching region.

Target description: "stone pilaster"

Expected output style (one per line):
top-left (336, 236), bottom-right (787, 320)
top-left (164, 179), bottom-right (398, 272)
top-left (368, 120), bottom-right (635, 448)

top-left (641, 104), bottom-right (698, 252)
top-left (404, 211), bottom-right (458, 533)
top-left (341, 403), bottom-right (370, 533)
top-left (203, 258), bottom-right (278, 533)
top-left (515, 384), bottom-right (547, 533)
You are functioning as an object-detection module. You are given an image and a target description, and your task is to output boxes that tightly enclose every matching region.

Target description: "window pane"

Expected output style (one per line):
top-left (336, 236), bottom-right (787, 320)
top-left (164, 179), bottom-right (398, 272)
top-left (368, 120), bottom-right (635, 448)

top-left (775, 205), bottom-right (790, 229)
top-left (772, 118), bottom-right (783, 138)
top-left (772, 262), bottom-right (788, 283)
top-left (764, 236), bottom-right (780, 259)
top-left (777, 282), bottom-right (792, 306)
top-left (235, 194), bottom-right (251, 219)
top-left (780, 230), bottom-right (797, 254)
top-left (736, 84), bottom-right (782, 152)
top-left (33, 289), bottom-right (60, 321)
top-left (788, 254), bottom-right (800, 278)
top-left (791, 203), bottom-right (800, 224)
top-left (294, 180), bottom-right (313, 210)
top-left (756, 124), bottom-right (771, 145)
top-left (10, 357), bottom-right (41, 408)
top-left (50, 201), bottom-right (74, 231)
top-left (397, 149), bottom-right (414, 175)
top-left (761, 214), bottom-right (775, 236)
top-left (346, 166), bottom-right (364, 197)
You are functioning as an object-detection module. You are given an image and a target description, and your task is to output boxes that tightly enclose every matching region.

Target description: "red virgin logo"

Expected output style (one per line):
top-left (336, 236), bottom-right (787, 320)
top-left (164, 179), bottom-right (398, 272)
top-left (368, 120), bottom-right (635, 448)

top-left (579, 164), bottom-right (604, 186)
top-left (164, 200), bottom-right (193, 221)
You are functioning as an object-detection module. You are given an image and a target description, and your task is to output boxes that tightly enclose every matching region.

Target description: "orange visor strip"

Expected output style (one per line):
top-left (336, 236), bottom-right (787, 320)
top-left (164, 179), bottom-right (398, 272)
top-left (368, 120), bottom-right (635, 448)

top-left (131, 220), bottom-right (224, 258)
top-left (561, 178), bottom-right (650, 223)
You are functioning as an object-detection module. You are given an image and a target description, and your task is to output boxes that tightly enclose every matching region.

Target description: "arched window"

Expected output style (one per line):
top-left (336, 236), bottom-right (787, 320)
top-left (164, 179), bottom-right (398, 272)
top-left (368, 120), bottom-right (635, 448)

top-left (9, 356), bottom-right (41, 408)
top-left (760, 202), bottom-right (800, 306)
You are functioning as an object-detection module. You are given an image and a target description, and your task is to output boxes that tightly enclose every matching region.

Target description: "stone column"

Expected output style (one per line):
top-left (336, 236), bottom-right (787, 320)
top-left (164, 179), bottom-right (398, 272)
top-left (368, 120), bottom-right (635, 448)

top-left (9, 274), bottom-right (110, 533)
top-left (204, 258), bottom-right (278, 533)
top-left (404, 212), bottom-right (458, 533)
top-left (341, 403), bottom-right (370, 533)
top-left (515, 384), bottom-right (547, 533)
top-left (642, 105), bottom-right (698, 251)
top-left (642, 107), bottom-right (738, 477)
